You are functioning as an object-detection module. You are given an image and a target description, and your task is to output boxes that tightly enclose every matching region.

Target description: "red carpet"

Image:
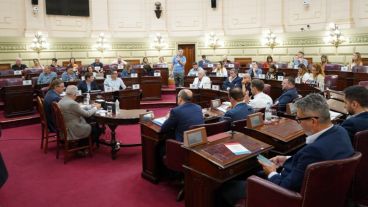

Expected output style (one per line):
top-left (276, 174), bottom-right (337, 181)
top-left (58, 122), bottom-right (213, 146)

top-left (0, 108), bottom-right (184, 207)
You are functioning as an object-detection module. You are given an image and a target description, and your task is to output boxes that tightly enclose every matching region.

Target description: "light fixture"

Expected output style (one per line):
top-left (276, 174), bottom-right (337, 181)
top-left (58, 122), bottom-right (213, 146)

top-left (261, 30), bottom-right (281, 49)
top-left (154, 2), bottom-right (162, 19)
top-left (151, 33), bottom-right (167, 51)
top-left (95, 33), bottom-right (109, 54)
top-left (206, 32), bottom-right (223, 49)
top-left (30, 31), bottom-right (49, 54)
top-left (323, 23), bottom-right (347, 48)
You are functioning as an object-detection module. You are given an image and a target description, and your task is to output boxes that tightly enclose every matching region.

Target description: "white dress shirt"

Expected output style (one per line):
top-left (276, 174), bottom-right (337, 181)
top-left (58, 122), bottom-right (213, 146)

top-left (103, 77), bottom-right (126, 91)
top-left (248, 92), bottom-right (273, 109)
top-left (192, 76), bottom-right (211, 88)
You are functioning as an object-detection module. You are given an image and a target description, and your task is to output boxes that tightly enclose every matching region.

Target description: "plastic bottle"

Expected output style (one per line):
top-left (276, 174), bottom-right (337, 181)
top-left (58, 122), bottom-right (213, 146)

top-left (86, 93), bottom-right (90, 105)
top-left (115, 99), bottom-right (120, 114)
top-left (265, 102), bottom-right (272, 121)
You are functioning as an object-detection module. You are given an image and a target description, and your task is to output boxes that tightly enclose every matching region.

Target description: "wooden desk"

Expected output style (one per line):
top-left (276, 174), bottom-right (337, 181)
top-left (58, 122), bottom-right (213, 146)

top-left (236, 118), bottom-right (306, 155)
top-left (122, 77), bottom-right (139, 87)
top-left (153, 66), bottom-right (169, 87)
top-left (1, 85), bottom-right (35, 117)
top-left (176, 87), bottom-right (229, 108)
top-left (184, 76), bottom-right (226, 88)
top-left (116, 89), bottom-right (141, 109)
top-left (327, 99), bottom-right (348, 115)
top-left (141, 76), bottom-right (162, 100)
top-left (183, 132), bottom-right (272, 207)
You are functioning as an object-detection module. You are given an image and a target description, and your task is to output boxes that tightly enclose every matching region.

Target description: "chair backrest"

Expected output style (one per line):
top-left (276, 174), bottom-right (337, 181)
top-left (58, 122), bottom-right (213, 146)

top-left (5, 78), bottom-right (23, 86)
top-left (324, 75), bottom-right (338, 90)
top-left (231, 118), bottom-right (247, 132)
top-left (358, 81), bottom-right (368, 89)
top-left (351, 130), bottom-right (368, 205)
top-left (189, 120), bottom-right (230, 136)
top-left (51, 102), bottom-right (67, 141)
top-left (324, 64), bottom-right (342, 71)
top-left (263, 84), bottom-right (271, 95)
top-left (301, 152), bottom-right (361, 207)
top-left (352, 66), bottom-right (368, 73)
top-left (36, 96), bottom-right (47, 125)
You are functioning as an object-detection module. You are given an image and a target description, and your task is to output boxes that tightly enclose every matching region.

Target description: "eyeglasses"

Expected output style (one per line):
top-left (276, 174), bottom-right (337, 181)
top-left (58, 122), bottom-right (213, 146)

top-left (295, 116), bottom-right (319, 124)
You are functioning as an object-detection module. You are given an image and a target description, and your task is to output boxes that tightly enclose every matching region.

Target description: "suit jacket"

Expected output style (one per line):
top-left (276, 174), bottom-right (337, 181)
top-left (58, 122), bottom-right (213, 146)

top-left (192, 76), bottom-right (211, 88)
top-left (160, 102), bottom-right (204, 142)
top-left (77, 80), bottom-right (100, 93)
top-left (0, 152), bottom-right (8, 188)
top-left (222, 102), bottom-right (254, 122)
top-left (269, 125), bottom-right (354, 192)
top-left (44, 89), bottom-right (61, 132)
top-left (276, 87), bottom-right (298, 112)
top-left (222, 76), bottom-right (242, 90)
top-left (341, 111), bottom-right (368, 140)
top-left (58, 96), bottom-right (97, 140)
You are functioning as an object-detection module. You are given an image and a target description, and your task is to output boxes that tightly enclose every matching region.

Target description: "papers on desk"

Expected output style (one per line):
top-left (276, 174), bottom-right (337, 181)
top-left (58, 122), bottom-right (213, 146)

top-left (216, 102), bottom-right (231, 113)
top-left (330, 110), bottom-right (342, 120)
top-left (152, 117), bottom-right (167, 126)
top-left (224, 142), bottom-right (251, 155)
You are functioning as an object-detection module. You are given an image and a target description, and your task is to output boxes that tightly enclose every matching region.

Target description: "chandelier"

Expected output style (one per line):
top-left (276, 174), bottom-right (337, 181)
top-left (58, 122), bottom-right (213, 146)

top-left (95, 33), bottom-right (109, 53)
top-left (30, 31), bottom-right (49, 54)
top-left (323, 23), bottom-right (347, 48)
top-left (152, 33), bottom-right (167, 51)
top-left (206, 32), bottom-right (223, 49)
top-left (261, 30), bottom-right (281, 49)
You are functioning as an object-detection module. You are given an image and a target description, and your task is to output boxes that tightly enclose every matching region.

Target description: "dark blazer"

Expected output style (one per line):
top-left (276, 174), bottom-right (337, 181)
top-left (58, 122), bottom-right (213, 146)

top-left (44, 89), bottom-right (61, 132)
top-left (91, 62), bottom-right (103, 68)
top-left (276, 87), bottom-right (298, 112)
top-left (222, 102), bottom-right (254, 122)
top-left (222, 76), bottom-right (242, 90)
top-left (77, 80), bottom-right (100, 93)
top-left (341, 111), bottom-right (368, 140)
top-left (160, 102), bottom-right (204, 142)
top-left (11, 64), bottom-right (27, 70)
top-left (269, 125), bottom-right (354, 192)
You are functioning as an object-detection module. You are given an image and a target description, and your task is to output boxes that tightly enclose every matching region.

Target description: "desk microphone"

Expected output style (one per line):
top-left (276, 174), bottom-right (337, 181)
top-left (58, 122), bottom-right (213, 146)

top-left (230, 121), bottom-right (236, 139)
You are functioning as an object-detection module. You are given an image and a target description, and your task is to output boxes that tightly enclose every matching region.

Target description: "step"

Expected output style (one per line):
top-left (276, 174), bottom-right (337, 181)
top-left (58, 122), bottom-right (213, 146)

top-left (161, 88), bottom-right (176, 95)
top-left (0, 112), bottom-right (40, 129)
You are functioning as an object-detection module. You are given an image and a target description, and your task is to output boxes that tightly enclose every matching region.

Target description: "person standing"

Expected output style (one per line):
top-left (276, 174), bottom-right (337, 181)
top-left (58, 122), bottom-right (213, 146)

top-left (172, 49), bottom-right (186, 87)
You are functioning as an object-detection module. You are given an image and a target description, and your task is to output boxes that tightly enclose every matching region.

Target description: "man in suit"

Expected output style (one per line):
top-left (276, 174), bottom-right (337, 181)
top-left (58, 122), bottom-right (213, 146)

top-left (222, 88), bottom-right (253, 122)
top-left (11, 57), bottom-right (27, 70)
top-left (219, 93), bottom-right (354, 207)
top-left (78, 72), bottom-right (100, 93)
top-left (341, 85), bottom-right (368, 139)
top-left (198, 55), bottom-right (210, 68)
top-left (58, 85), bottom-right (100, 141)
top-left (222, 69), bottom-right (242, 90)
top-left (44, 79), bottom-right (65, 132)
top-left (275, 76), bottom-right (299, 112)
top-left (160, 89), bottom-right (204, 142)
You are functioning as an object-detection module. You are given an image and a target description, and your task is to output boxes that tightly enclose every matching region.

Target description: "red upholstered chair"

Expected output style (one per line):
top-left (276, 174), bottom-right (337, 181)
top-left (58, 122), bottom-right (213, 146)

top-left (36, 96), bottom-right (56, 153)
top-left (189, 120), bottom-right (231, 136)
top-left (243, 152), bottom-right (361, 207)
top-left (351, 130), bottom-right (368, 206)
top-left (0, 79), bottom-right (7, 88)
top-left (358, 81), bottom-right (368, 88)
top-left (324, 75), bottom-right (338, 90)
top-left (263, 84), bottom-right (271, 96)
top-left (51, 102), bottom-right (92, 164)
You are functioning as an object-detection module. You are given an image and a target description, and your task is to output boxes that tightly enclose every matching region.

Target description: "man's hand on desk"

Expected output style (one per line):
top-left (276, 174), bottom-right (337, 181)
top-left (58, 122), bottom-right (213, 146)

top-left (270, 155), bottom-right (288, 168)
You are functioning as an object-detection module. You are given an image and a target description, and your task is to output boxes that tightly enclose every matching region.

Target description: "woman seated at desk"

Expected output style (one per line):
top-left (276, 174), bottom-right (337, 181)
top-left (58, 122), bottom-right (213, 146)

top-left (120, 64), bottom-right (136, 77)
top-left (262, 55), bottom-right (274, 69)
top-left (32, 58), bottom-right (43, 69)
top-left (212, 61), bottom-right (228, 77)
top-left (192, 69), bottom-right (211, 88)
top-left (308, 63), bottom-right (325, 87)
top-left (103, 71), bottom-right (126, 91)
top-left (296, 64), bottom-right (311, 83)
top-left (142, 57), bottom-right (154, 76)
top-left (350, 52), bottom-right (363, 70)
top-left (266, 64), bottom-right (284, 80)
top-left (241, 73), bottom-right (252, 96)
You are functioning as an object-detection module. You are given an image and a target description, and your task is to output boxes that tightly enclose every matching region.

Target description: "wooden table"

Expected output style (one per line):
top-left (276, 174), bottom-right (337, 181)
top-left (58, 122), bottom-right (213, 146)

top-left (183, 132), bottom-right (272, 207)
top-left (327, 99), bottom-right (348, 115)
top-left (1, 85), bottom-right (35, 117)
top-left (141, 76), bottom-right (162, 100)
top-left (176, 87), bottom-right (229, 108)
top-left (94, 109), bottom-right (149, 159)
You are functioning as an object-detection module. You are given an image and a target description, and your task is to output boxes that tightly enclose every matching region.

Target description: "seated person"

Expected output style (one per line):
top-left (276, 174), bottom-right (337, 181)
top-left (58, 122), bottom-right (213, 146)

top-left (61, 67), bottom-right (78, 82)
top-left (241, 73), bottom-right (252, 97)
top-left (219, 93), bottom-right (354, 206)
top-left (292, 51), bottom-right (308, 68)
top-left (104, 71), bottom-right (126, 91)
top-left (275, 76), bottom-right (298, 112)
top-left (222, 88), bottom-right (254, 122)
top-left (350, 52), bottom-right (363, 70)
top-left (244, 79), bottom-right (273, 109)
top-left (142, 57), bottom-right (154, 76)
top-left (90, 58), bottom-right (104, 70)
top-left (58, 85), bottom-right (101, 142)
top-left (222, 69), bottom-right (242, 90)
top-left (120, 64), bottom-right (136, 77)
top-left (198, 55), bottom-right (210, 68)
top-left (50, 58), bottom-right (60, 68)
top-left (212, 61), bottom-right (228, 77)
top-left (160, 89), bottom-right (204, 142)
top-left (12, 57), bottom-right (27, 70)
top-left (222, 55), bottom-right (232, 64)
top-left (112, 56), bottom-right (128, 67)
top-left (309, 63), bottom-right (325, 87)
top-left (158, 56), bottom-right (167, 64)
top-left (247, 62), bottom-right (263, 78)
top-left (68, 57), bottom-right (79, 69)
top-left (32, 58), bottom-right (43, 69)
top-left (78, 72), bottom-right (100, 93)
top-left (296, 63), bottom-right (311, 83)
top-left (37, 65), bottom-right (57, 85)
top-left (44, 79), bottom-right (65, 132)
top-left (192, 69), bottom-right (211, 88)
top-left (262, 55), bottom-right (274, 69)
top-left (341, 85), bottom-right (368, 139)
top-left (188, 62), bottom-right (202, 76)
top-left (266, 64), bottom-right (284, 80)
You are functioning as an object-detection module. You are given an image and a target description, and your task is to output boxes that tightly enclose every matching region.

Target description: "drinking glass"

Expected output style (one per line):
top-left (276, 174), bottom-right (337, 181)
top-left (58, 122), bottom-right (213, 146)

top-left (107, 106), bottom-right (112, 115)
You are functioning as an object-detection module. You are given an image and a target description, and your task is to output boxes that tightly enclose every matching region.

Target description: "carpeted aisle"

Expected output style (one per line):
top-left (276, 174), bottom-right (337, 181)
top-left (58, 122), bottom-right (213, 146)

top-left (0, 108), bottom-right (184, 207)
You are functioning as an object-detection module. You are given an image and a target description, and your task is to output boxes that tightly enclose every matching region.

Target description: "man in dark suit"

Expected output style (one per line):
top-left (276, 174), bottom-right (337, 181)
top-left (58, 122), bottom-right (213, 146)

top-left (222, 88), bottom-right (253, 122)
top-left (160, 89), bottom-right (204, 142)
top-left (11, 57), bottom-right (27, 70)
top-left (198, 55), bottom-right (210, 68)
top-left (341, 85), bottom-right (368, 139)
top-left (44, 79), bottom-right (65, 132)
top-left (275, 76), bottom-right (299, 112)
top-left (77, 72), bottom-right (100, 93)
top-left (90, 58), bottom-right (104, 69)
top-left (222, 69), bottom-right (242, 91)
top-left (219, 94), bottom-right (354, 207)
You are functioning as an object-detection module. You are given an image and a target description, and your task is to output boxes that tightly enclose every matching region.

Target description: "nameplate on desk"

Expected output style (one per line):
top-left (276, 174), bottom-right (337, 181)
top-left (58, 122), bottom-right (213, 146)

top-left (293, 65), bottom-right (299, 69)
top-left (341, 66), bottom-right (349, 72)
top-left (277, 76), bottom-right (284, 81)
top-left (104, 86), bottom-right (113, 92)
top-left (77, 90), bottom-right (82, 96)
top-left (295, 77), bottom-right (301, 84)
top-left (22, 80), bottom-right (32, 85)
top-left (132, 84), bottom-right (140, 89)
top-left (212, 85), bottom-right (220, 90)
top-left (81, 76), bottom-right (85, 81)
top-left (94, 66), bottom-right (101, 71)
top-left (106, 75), bottom-right (111, 79)
top-left (228, 64), bottom-right (234, 68)
top-left (258, 74), bottom-right (266, 79)
top-left (183, 127), bottom-right (207, 148)
top-left (203, 83), bottom-right (211, 89)
top-left (247, 112), bottom-right (264, 129)
top-left (154, 72), bottom-right (161, 77)
top-left (131, 73), bottom-right (138, 78)
top-left (189, 84), bottom-right (198, 89)
top-left (14, 70), bottom-right (22, 75)
top-left (208, 64), bottom-right (214, 68)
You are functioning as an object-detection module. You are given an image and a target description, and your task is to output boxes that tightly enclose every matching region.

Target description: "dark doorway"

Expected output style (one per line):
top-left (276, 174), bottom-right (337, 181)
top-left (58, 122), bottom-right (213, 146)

top-left (178, 44), bottom-right (195, 75)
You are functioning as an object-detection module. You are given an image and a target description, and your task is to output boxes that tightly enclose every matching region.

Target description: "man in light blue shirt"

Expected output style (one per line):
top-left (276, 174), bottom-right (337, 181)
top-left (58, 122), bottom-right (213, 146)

top-left (172, 49), bottom-right (186, 87)
top-left (187, 62), bottom-right (203, 76)
top-left (61, 67), bottom-right (78, 82)
top-left (37, 65), bottom-right (57, 85)
top-left (198, 55), bottom-right (210, 68)
top-left (293, 51), bottom-right (308, 68)
top-left (103, 71), bottom-right (126, 91)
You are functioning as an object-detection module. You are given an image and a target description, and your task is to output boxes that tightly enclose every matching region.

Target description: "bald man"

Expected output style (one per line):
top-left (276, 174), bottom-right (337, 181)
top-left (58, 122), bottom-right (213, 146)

top-left (160, 89), bottom-right (204, 142)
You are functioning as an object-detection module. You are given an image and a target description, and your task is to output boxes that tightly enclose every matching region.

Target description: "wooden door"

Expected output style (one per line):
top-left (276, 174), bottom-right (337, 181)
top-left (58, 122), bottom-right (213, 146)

top-left (178, 44), bottom-right (195, 75)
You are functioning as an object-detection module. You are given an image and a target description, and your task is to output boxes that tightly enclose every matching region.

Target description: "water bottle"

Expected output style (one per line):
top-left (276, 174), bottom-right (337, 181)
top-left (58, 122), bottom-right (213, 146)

top-left (85, 93), bottom-right (90, 105)
top-left (265, 102), bottom-right (272, 121)
top-left (115, 99), bottom-right (120, 114)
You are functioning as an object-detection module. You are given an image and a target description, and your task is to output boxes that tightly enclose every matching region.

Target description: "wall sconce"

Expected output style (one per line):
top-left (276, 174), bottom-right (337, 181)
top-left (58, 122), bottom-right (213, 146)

top-left (323, 23), bottom-right (347, 48)
top-left (261, 30), bottom-right (282, 49)
top-left (205, 32), bottom-right (223, 49)
top-left (154, 2), bottom-right (162, 19)
top-left (95, 33), bottom-right (109, 54)
top-left (151, 33), bottom-right (167, 51)
top-left (30, 31), bottom-right (49, 54)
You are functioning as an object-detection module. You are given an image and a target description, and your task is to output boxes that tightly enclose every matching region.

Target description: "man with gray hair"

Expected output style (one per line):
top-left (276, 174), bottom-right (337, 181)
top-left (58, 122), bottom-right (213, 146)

top-left (11, 57), bottom-right (27, 70)
top-left (58, 85), bottom-right (100, 141)
top-left (160, 89), bottom-right (204, 142)
top-left (192, 69), bottom-right (211, 88)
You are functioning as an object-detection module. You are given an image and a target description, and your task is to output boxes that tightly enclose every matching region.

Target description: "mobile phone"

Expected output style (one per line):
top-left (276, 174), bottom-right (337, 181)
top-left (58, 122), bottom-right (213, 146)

top-left (257, 154), bottom-right (273, 166)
